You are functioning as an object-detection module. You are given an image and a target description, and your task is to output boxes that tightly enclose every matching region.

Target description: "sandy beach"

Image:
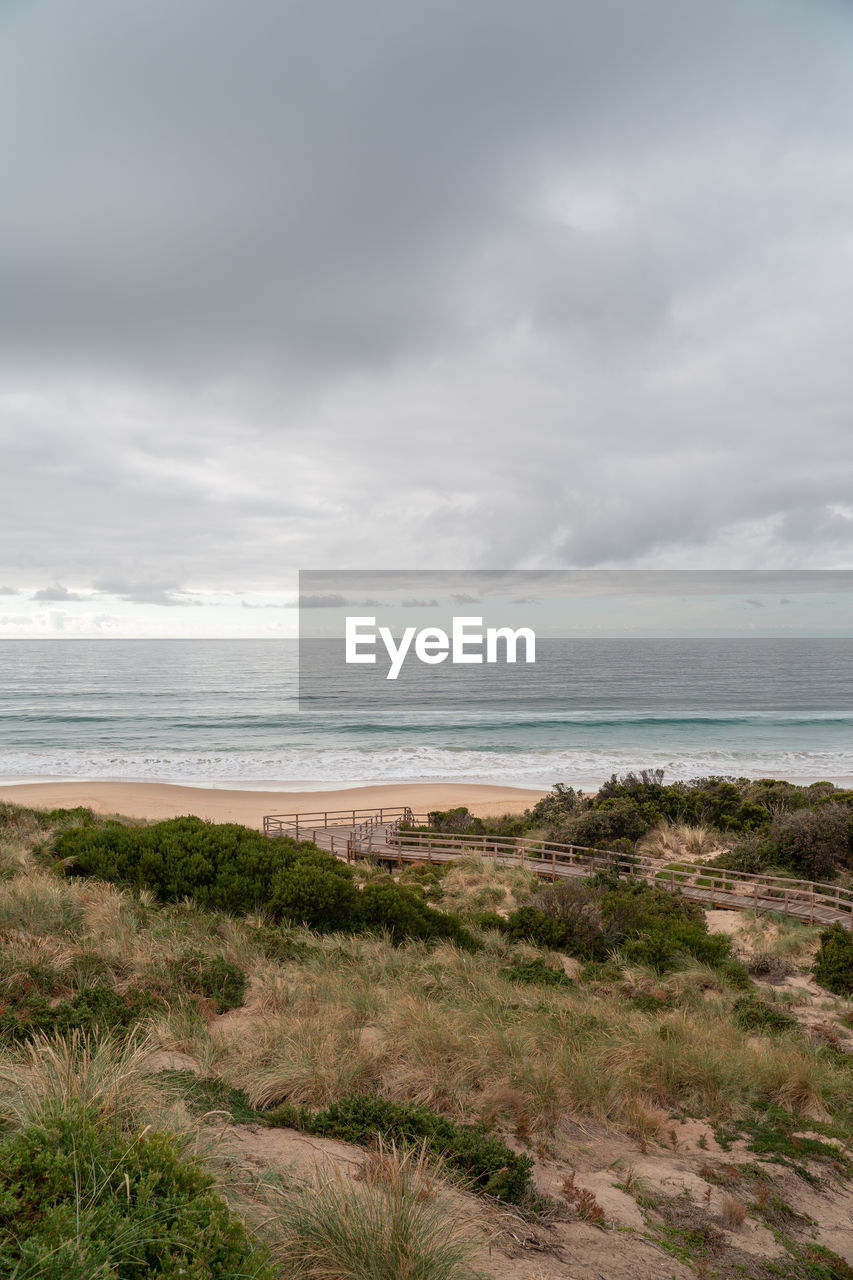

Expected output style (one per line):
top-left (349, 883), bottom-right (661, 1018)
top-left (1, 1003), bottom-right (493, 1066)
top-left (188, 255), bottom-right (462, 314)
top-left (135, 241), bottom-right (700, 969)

top-left (0, 780), bottom-right (548, 828)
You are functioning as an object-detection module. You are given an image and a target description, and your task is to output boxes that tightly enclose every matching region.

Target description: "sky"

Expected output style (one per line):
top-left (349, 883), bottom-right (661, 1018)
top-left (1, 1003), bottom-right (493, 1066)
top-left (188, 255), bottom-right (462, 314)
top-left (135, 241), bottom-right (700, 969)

top-left (1, 0), bottom-right (852, 638)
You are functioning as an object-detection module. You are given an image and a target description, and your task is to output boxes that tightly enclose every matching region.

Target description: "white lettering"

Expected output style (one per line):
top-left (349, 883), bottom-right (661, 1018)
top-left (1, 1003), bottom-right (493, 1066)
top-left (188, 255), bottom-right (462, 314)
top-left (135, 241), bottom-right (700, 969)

top-left (415, 627), bottom-right (450, 664)
top-left (379, 625), bottom-right (416, 680)
top-left (452, 616), bottom-right (483, 663)
top-left (345, 616), bottom-right (377, 663)
top-left (344, 617), bottom-right (536, 677)
top-left (486, 626), bottom-right (536, 663)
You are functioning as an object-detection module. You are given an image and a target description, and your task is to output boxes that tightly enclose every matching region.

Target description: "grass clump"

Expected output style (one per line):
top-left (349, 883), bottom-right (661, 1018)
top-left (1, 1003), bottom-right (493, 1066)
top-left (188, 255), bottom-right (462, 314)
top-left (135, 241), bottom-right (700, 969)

top-left (265, 1093), bottom-right (535, 1205)
top-left (271, 1143), bottom-right (480, 1280)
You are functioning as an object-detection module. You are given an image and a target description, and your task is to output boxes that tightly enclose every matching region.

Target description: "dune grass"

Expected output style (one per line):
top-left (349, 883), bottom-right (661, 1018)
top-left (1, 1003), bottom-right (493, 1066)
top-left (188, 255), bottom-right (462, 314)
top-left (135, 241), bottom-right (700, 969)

top-left (1, 800), bottom-right (852, 1277)
top-left (264, 1143), bottom-right (482, 1280)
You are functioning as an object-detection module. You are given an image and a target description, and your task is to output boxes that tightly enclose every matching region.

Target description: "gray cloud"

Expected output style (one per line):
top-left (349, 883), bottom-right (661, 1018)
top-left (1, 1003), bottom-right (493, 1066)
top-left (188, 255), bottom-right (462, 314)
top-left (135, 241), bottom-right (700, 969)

top-left (32, 586), bottom-right (85, 602)
top-left (0, 0), bottom-right (852, 619)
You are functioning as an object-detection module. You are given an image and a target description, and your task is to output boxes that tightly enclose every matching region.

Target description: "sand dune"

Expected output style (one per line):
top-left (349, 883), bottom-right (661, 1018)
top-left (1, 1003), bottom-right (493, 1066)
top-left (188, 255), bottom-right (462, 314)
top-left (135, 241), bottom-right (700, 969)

top-left (0, 780), bottom-right (547, 828)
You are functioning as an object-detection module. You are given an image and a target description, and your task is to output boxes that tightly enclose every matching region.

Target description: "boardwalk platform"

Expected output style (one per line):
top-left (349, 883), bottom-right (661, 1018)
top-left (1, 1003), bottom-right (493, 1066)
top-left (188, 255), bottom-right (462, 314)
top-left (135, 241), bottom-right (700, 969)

top-left (263, 807), bottom-right (853, 932)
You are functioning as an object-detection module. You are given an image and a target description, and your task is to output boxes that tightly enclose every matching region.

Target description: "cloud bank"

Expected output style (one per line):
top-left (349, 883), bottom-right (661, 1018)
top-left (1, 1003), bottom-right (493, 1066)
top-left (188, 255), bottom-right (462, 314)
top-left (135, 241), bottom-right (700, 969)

top-left (1, 1), bottom-right (851, 634)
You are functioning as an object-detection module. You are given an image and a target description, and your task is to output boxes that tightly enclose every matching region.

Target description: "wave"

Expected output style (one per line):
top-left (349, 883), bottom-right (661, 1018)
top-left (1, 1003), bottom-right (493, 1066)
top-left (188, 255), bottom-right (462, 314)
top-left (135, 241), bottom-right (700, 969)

top-left (2, 744), bottom-right (852, 789)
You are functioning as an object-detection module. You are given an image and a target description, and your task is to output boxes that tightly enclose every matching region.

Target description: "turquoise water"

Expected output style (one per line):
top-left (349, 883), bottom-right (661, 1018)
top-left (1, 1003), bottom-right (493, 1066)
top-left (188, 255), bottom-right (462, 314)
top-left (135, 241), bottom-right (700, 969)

top-left (0, 638), bottom-right (851, 788)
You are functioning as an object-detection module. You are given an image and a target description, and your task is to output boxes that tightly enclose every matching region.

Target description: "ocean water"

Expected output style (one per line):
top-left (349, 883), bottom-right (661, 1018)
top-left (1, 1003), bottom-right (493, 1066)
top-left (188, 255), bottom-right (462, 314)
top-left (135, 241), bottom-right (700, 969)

top-left (0, 638), bottom-right (851, 789)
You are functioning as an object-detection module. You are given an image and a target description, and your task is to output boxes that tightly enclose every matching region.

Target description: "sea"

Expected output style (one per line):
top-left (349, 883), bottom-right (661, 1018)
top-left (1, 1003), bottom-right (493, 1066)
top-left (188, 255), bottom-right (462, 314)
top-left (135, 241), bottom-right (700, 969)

top-left (0, 637), bottom-right (851, 790)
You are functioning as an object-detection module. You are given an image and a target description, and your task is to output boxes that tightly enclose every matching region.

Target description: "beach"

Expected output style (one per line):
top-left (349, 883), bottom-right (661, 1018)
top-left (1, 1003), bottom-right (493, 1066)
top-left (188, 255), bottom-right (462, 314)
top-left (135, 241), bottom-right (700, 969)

top-left (0, 780), bottom-right (548, 828)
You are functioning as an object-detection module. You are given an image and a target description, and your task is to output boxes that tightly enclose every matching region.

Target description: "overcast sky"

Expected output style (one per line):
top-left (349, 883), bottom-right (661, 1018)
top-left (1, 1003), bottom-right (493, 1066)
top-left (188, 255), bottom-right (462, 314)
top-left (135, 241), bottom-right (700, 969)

top-left (1, 0), bottom-right (852, 637)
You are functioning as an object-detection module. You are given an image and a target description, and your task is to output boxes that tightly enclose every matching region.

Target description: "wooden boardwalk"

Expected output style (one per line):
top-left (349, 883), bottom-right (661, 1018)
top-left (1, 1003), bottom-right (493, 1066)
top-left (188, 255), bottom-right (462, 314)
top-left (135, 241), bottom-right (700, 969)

top-left (263, 807), bottom-right (853, 932)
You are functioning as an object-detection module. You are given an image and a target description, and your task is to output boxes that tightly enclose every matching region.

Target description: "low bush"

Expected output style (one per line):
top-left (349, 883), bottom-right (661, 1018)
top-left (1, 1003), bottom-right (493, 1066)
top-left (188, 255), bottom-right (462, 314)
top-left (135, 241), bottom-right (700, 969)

top-left (164, 950), bottom-right (246, 1013)
top-left (398, 864), bottom-right (445, 901)
top-left (506, 877), bottom-right (733, 973)
top-left (622, 919), bottom-right (731, 972)
top-left (270, 863), bottom-right (361, 932)
top-left (53, 818), bottom-right (479, 949)
top-left (732, 996), bottom-right (799, 1035)
top-left (265, 1094), bottom-right (535, 1204)
top-left (558, 797), bottom-right (648, 847)
top-left (768, 806), bottom-right (853, 881)
top-left (0, 984), bottom-right (163, 1046)
top-left (359, 880), bottom-right (478, 950)
top-left (54, 817), bottom-right (356, 919)
top-left (506, 904), bottom-right (581, 954)
top-left (463, 908), bottom-right (510, 933)
top-left (714, 836), bottom-right (779, 875)
top-left (499, 956), bottom-right (574, 987)
top-left (0, 1108), bottom-right (273, 1278)
top-left (813, 923), bottom-right (853, 996)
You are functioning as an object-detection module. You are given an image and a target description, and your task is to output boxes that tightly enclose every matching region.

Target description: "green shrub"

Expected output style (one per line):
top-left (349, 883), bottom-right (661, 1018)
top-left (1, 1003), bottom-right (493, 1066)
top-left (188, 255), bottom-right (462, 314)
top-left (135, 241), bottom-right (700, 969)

top-left (398, 864), bottom-right (444, 901)
top-left (732, 996), bottom-right (799, 1034)
top-left (506, 877), bottom-right (732, 973)
top-left (717, 957), bottom-right (753, 990)
top-left (464, 909), bottom-right (510, 933)
top-left (560, 797), bottom-right (648, 847)
top-left (714, 836), bottom-right (779, 875)
top-left (622, 919), bottom-right (731, 971)
top-left (426, 806), bottom-right (479, 834)
top-left (813, 923), bottom-right (853, 996)
top-left (593, 773), bottom-right (770, 833)
top-left (54, 817), bottom-right (360, 925)
top-left (0, 984), bottom-right (163, 1046)
top-left (499, 956), bottom-right (574, 988)
top-left (0, 1109), bottom-right (273, 1278)
top-left (526, 784), bottom-right (587, 825)
top-left (768, 806), bottom-right (853, 881)
top-left (244, 923), bottom-right (316, 963)
top-left (45, 805), bottom-right (102, 829)
top-left (506, 904), bottom-right (579, 953)
top-left (266, 1094), bottom-right (534, 1204)
top-left (359, 880), bottom-right (478, 950)
top-left (53, 819), bottom-right (476, 948)
top-left (164, 950), bottom-right (246, 1013)
top-left (271, 864), bottom-right (361, 932)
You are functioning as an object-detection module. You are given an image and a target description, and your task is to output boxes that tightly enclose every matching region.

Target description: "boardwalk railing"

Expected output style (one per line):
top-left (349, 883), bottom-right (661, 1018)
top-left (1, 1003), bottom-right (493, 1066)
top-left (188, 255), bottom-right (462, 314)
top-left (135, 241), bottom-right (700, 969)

top-left (262, 808), bottom-right (853, 930)
top-left (386, 830), bottom-right (853, 930)
top-left (264, 807), bottom-right (413, 841)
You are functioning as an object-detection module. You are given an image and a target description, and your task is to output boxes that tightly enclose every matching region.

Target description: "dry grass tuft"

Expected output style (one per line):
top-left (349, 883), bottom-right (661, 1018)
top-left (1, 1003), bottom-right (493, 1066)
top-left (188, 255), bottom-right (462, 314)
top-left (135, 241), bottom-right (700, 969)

top-left (719, 1193), bottom-right (747, 1229)
top-left (265, 1141), bottom-right (481, 1280)
top-left (637, 822), bottom-right (722, 862)
top-left (0, 1029), bottom-right (172, 1132)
